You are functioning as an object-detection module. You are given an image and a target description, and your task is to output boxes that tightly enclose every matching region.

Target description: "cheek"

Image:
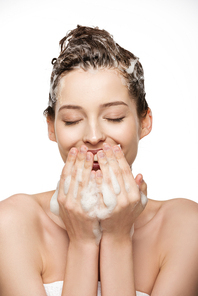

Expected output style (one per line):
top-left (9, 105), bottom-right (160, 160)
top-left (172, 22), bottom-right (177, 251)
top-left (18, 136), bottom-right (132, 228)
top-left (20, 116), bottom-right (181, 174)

top-left (121, 134), bottom-right (139, 165)
top-left (55, 123), bottom-right (82, 156)
top-left (111, 122), bottom-right (139, 165)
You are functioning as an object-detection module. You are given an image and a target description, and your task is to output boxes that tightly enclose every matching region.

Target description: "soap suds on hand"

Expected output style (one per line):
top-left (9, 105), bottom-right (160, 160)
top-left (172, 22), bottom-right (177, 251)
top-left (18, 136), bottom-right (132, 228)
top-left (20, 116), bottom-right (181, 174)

top-left (140, 191), bottom-right (148, 207)
top-left (64, 175), bottom-right (71, 194)
top-left (109, 166), bottom-right (121, 195)
top-left (50, 149), bottom-right (146, 244)
top-left (73, 168), bottom-right (83, 198)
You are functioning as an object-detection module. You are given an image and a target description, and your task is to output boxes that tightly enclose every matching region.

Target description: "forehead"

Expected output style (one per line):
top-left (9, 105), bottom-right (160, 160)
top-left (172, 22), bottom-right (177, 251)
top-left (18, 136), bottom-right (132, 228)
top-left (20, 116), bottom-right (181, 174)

top-left (57, 68), bottom-right (132, 108)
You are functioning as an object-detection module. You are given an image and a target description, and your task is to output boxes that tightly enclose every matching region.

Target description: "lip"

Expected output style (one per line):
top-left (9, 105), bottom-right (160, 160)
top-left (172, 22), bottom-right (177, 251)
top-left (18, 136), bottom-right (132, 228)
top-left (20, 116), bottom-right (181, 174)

top-left (92, 162), bottom-right (100, 171)
top-left (87, 149), bottom-right (103, 155)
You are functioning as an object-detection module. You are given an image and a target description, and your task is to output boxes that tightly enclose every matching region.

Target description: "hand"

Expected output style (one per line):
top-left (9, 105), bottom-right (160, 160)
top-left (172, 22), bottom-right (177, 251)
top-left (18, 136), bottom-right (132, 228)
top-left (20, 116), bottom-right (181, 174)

top-left (57, 145), bottom-right (100, 245)
top-left (96, 143), bottom-right (147, 241)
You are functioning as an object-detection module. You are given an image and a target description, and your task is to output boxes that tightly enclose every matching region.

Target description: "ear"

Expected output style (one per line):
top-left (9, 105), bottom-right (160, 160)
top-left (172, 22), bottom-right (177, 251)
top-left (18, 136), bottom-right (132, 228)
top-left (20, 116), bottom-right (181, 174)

top-left (47, 116), bottom-right (57, 142)
top-left (140, 108), bottom-right (152, 140)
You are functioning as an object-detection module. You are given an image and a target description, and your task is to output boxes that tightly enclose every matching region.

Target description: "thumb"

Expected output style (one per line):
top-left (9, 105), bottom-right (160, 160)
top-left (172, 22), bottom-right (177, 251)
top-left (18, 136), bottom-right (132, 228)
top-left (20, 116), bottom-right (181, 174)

top-left (135, 174), bottom-right (147, 196)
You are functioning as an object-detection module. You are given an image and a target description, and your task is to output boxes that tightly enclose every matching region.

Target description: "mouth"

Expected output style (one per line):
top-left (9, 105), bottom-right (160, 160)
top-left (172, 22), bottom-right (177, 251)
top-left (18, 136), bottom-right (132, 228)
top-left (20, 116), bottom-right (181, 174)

top-left (92, 162), bottom-right (100, 171)
top-left (87, 149), bottom-right (102, 171)
top-left (87, 144), bottom-right (121, 171)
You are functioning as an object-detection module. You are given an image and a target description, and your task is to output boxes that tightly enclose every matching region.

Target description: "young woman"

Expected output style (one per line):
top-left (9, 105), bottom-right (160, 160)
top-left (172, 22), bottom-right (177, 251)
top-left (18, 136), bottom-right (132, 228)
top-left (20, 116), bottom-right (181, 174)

top-left (0, 25), bottom-right (198, 296)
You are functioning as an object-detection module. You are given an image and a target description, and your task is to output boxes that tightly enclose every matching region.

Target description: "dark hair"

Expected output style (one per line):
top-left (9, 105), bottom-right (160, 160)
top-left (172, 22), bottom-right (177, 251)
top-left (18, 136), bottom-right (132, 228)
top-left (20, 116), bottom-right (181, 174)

top-left (44, 25), bottom-right (148, 119)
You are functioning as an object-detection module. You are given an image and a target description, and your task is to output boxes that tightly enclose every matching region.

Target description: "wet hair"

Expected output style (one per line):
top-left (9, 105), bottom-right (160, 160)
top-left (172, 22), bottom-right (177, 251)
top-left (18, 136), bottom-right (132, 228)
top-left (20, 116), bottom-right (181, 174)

top-left (44, 25), bottom-right (148, 119)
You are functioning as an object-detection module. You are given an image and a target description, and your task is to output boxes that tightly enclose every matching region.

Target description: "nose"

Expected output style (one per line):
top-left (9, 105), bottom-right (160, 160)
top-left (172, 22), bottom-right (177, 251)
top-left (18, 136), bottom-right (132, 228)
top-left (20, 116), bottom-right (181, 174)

top-left (82, 120), bottom-right (106, 146)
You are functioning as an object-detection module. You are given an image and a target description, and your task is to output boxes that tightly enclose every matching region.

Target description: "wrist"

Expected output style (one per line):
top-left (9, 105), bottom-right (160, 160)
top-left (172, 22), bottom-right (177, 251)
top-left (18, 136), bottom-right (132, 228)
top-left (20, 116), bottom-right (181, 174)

top-left (69, 239), bottom-right (100, 254)
top-left (101, 232), bottom-right (133, 249)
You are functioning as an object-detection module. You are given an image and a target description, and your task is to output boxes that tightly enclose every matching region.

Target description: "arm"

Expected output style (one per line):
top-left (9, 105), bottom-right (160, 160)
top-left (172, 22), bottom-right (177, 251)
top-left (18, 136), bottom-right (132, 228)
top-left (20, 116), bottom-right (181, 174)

top-left (0, 195), bottom-right (47, 296)
top-left (100, 235), bottom-right (135, 295)
top-left (57, 146), bottom-right (99, 296)
top-left (62, 241), bottom-right (99, 296)
top-left (96, 143), bottom-right (147, 296)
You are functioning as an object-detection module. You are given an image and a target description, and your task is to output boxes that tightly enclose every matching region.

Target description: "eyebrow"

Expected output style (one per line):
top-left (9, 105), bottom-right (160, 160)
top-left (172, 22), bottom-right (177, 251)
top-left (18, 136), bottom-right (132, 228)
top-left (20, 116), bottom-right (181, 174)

top-left (58, 105), bottom-right (83, 112)
top-left (100, 101), bottom-right (128, 108)
top-left (58, 101), bottom-right (128, 112)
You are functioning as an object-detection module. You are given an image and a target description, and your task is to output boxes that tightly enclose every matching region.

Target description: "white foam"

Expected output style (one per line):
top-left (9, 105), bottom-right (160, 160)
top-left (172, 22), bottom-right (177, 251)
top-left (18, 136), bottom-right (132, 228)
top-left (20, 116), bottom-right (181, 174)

top-left (126, 59), bottom-right (138, 74)
top-left (81, 179), bottom-right (99, 213)
top-left (109, 166), bottom-right (121, 195)
top-left (50, 181), bottom-right (60, 216)
top-left (50, 175), bottom-right (71, 216)
top-left (64, 175), bottom-right (71, 194)
top-left (80, 175), bottom-right (118, 243)
top-left (92, 222), bottom-right (102, 245)
top-left (50, 151), bottom-right (146, 243)
top-left (140, 191), bottom-right (148, 208)
top-left (73, 168), bottom-right (83, 198)
top-left (122, 175), bottom-right (130, 193)
top-left (101, 181), bottom-right (117, 212)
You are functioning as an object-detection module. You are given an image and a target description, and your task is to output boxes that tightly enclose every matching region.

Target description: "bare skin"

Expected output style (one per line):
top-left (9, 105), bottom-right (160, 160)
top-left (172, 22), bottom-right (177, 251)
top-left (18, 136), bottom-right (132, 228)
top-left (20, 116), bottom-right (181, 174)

top-left (1, 188), bottom-right (198, 295)
top-left (1, 68), bottom-right (198, 295)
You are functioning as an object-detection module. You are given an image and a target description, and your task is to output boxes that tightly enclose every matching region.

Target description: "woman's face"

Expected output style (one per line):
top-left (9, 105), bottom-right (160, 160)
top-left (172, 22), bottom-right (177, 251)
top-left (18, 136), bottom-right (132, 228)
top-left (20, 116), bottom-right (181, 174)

top-left (48, 68), bottom-right (151, 168)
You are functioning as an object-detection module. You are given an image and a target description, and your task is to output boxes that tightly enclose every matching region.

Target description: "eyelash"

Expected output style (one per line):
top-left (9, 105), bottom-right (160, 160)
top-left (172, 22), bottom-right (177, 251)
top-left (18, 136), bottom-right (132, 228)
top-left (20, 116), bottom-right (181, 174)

top-left (107, 117), bottom-right (125, 123)
top-left (64, 117), bottom-right (125, 126)
top-left (64, 120), bottom-right (81, 126)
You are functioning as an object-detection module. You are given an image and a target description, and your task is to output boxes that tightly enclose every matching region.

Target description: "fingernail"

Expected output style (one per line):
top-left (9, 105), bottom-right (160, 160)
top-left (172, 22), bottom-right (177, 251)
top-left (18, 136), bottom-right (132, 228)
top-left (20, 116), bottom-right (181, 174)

top-left (103, 143), bottom-right (110, 150)
top-left (112, 145), bottom-right (120, 153)
top-left (70, 148), bottom-right (76, 155)
top-left (96, 170), bottom-right (102, 178)
top-left (80, 145), bottom-right (87, 153)
top-left (86, 153), bottom-right (91, 161)
top-left (98, 151), bottom-right (105, 158)
top-left (90, 170), bottom-right (96, 180)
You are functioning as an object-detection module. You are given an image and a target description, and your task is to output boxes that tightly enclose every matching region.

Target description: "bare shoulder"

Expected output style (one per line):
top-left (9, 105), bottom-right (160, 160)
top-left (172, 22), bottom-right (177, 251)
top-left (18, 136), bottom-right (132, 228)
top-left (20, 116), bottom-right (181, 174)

top-left (158, 197), bottom-right (198, 254)
top-left (160, 198), bottom-right (198, 229)
top-left (0, 193), bottom-right (45, 257)
top-left (0, 194), bottom-right (48, 295)
top-left (150, 198), bottom-right (198, 295)
top-left (0, 193), bottom-right (43, 229)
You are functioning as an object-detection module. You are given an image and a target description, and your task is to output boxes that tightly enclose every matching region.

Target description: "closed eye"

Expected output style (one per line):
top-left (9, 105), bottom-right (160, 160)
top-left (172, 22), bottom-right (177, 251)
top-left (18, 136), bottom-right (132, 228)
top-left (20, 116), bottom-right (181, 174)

top-left (107, 117), bottom-right (125, 122)
top-left (64, 117), bottom-right (125, 125)
top-left (64, 120), bottom-right (81, 126)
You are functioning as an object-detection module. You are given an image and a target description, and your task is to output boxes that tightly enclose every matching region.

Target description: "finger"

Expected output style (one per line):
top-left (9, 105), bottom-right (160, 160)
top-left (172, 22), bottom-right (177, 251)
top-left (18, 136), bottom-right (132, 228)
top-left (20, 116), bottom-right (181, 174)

top-left (77, 151), bottom-right (94, 197)
top-left (95, 169), bottom-right (103, 187)
top-left (112, 145), bottom-right (137, 193)
top-left (134, 174), bottom-right (148, 210)
top-left (102, 143), bottom-right (125, 195)
top-left (95, 169), bottom-right (106, 208)
top-left (135, 174), bottom-right (147, 196)
top-left (97, 148), bottom-right (118, 195)
top-left (135, 174), bottom-right (143, 186)
top-left (97, 150), bottom-right (110, 183)
top-left (67, 145), bottom-right (88, 200)
top-left (97, 148), bottom-right (119, 214)
top-left (80, 170), bottom-right (98, 214)
top-left (95, 170), bottom-right (110, 219)
top-left (83, 151), bottom-right (94, 182)
top-left (74, 145), bottom-right (88, 173)
top-left (59, 147), bottom-right (78, 196)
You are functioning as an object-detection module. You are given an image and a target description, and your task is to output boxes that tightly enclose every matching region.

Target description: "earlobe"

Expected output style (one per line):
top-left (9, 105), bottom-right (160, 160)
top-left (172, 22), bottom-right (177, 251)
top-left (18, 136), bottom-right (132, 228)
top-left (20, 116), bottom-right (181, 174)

top-left (47, 117), bottom-right (57, 142)
top-left (140, 108), bottom-right (152, 140)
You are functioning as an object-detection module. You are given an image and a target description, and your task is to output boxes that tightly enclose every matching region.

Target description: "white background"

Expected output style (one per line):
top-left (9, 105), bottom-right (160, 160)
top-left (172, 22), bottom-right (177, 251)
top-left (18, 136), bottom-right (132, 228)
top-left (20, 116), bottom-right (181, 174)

top-left (0, 0), bottom-right (198, 202)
